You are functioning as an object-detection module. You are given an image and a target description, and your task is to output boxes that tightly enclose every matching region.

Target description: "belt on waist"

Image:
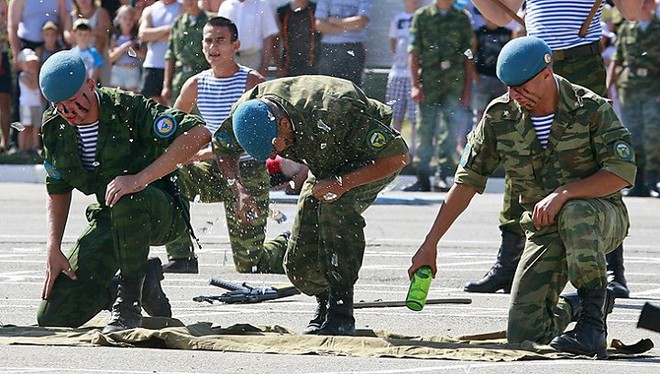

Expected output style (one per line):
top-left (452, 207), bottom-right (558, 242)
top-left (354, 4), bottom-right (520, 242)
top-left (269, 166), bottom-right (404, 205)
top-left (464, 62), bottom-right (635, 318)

top-left (552, 40), bottom-right (601, 62)
top-left (626, 66), bottom-right (657, 77)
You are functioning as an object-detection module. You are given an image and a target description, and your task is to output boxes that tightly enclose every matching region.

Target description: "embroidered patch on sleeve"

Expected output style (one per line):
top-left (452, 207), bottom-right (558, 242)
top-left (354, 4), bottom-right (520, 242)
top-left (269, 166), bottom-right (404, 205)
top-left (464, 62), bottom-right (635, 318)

top-left (367, 129), bottom-right (388, 150)
top-left (214, 131), bottom-right (233, 150)
top-left (613, 141), bottom-right (633, 161)
top-left (153, 113), bottom-right (178, 138)
top-left (460, 143), bottom-right (472, 167)
top-left (44, 162), bottom-right (61, 180)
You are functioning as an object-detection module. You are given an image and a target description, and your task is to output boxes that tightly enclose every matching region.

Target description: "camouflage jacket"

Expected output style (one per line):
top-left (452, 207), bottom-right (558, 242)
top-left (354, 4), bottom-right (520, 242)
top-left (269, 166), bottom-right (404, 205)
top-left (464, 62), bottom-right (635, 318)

top-left (165, 11), bottom-right (211, 73)
top-left (41, 88), bottom-right (205, 204)
top-left (408, 5), bottom-right (472, 102)
top-left (214, 76), bottom-right (408, 180)
top-left (455, 75), bottom-right (636, 210)
top-left (614, 16), bottom-right (660, 94)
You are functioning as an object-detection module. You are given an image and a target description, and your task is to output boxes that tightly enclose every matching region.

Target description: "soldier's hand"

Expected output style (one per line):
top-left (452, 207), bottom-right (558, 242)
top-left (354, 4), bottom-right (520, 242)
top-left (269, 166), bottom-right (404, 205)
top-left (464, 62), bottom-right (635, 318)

top-left (312, 177), bottom-right (346, 203)
top-left (42, 250), bottom-right (77, 300)
top-left (532, 191), bottom-right (567, 230)
top-left (105, 175), bottom-right (147, 207)
top-left (161, 86), bottom-right (171, 104)
top-left (411, 86), bottom-right (424, 103)
top-left (408, 244), bottom-right (437, 279)
top-left (236, 189), bottom-right (260, 225)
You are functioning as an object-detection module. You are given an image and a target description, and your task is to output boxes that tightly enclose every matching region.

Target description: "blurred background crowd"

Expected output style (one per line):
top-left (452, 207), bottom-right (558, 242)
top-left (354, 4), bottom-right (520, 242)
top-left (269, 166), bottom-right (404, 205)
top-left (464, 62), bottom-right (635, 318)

top-left (0, 0), bottom-right (657, 195)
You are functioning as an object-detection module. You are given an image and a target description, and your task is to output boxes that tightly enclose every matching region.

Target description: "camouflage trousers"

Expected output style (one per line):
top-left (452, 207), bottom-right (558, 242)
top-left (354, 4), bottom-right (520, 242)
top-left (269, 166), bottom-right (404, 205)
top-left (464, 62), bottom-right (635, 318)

top-left (618, 89), bottom-right (660, 184)
top-left (507, 197), bottom-right (629, 344)
top-left (168, 159), bottom-right (288, 273)
top-left (499, 54), bottom-right (607, 236)
top-left (414, 100), bottom-right (467, 176)
top-left (284, 173), bottom-right (396, 296)
top-left (37, 186), bottom-right (189, 327)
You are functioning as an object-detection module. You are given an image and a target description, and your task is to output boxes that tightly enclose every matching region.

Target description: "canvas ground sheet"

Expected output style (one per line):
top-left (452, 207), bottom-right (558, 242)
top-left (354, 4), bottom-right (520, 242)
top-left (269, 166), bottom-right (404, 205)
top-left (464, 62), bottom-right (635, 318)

top-left (0, 317), bottom-right (654, 361)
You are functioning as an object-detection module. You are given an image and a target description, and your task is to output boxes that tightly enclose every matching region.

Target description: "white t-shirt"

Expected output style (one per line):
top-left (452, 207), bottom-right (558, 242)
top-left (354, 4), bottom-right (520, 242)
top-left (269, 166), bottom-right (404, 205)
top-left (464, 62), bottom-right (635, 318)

top-left (388, 11), bottom-right (414, 78)
top-left (143, 0), bottom-right (182, 69)
top-left (18, 72), bottom-right (42, 106)
top-left (218, 0), bottom-right (279, 53)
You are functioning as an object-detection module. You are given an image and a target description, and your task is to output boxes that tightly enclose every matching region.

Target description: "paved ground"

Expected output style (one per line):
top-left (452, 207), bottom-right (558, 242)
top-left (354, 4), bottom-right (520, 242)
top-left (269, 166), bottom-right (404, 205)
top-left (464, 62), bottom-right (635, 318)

top-left (0, 182), bottom-right (658, 373)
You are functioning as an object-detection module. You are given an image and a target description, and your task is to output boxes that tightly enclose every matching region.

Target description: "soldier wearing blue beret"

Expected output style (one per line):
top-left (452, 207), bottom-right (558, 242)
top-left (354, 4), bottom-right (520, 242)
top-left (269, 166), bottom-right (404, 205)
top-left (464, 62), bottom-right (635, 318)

top-left (36, 50), bottom-right (211, 333)
top-left (410, 36), bottom-right (636, 358)
top-left (216, 76), bottom-right (410, 335)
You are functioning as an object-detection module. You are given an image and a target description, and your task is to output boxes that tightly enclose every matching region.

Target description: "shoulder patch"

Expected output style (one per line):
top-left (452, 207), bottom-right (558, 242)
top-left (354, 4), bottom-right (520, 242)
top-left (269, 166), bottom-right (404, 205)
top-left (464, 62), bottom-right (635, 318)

top-left (460, 143), bottom-right (472, 167)
top-left (367, 129), bottom-right (388, 149)
top-left (613, 141), bottom-right (633, 161)
top-left (153, 113), bottom-right (178, 138)
top-left (44, 162), bottom-right (61, 180)
top-left (214, 131), bottom-right (233, 150)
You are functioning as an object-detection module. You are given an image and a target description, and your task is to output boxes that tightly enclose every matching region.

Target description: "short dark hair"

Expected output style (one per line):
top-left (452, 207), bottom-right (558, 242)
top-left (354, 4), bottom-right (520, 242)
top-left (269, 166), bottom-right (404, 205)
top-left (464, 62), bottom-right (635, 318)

top-left (205, 16), bottom-right (239, 41)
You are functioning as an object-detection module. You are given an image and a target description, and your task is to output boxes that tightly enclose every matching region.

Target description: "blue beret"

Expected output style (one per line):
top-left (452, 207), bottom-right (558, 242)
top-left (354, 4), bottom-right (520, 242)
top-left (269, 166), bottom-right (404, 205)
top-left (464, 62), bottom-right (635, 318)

top-left (496, 36), bottom-right (553, 87)
top-left (39, 50), bottom-right (87, 102)
top-left (232, 99), bottom-right (278, 161)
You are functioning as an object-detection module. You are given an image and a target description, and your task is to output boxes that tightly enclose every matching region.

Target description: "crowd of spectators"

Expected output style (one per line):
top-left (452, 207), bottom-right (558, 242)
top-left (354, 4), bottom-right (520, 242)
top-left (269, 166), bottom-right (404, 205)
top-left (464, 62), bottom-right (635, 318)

top-left (0, 0), bottom-right (657, 198)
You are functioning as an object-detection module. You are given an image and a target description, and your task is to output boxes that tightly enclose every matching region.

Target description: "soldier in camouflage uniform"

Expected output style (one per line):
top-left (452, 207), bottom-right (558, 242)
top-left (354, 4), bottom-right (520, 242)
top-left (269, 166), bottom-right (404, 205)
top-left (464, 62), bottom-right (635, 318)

top-left (36, 51), bottom-right (211, 333)
top-left (467, 0), bottom-right (643, 298)
top-left (162, 0), bottom-right (210, 105)
top-left (611, 0), bottom-right (660, 197)
top-left (164, 16), bottom-right (290, 274)
top-left (215, 76), bottom-right (410, 335)
top-left (409, 37), bottom-right (636, 358)
top-left (403, 0), bottom-right (473, 192)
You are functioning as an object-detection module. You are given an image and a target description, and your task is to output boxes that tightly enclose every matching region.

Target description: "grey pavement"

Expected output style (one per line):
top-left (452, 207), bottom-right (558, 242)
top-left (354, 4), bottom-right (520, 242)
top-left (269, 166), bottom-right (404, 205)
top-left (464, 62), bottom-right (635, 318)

top-left (0, 182), bottom-right (658, 373)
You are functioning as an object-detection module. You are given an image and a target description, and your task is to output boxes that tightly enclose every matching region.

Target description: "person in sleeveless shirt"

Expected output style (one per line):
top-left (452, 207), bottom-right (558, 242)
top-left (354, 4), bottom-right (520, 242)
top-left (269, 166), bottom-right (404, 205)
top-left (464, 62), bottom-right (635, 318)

top-left (162, 16), bottom-right (290, 274)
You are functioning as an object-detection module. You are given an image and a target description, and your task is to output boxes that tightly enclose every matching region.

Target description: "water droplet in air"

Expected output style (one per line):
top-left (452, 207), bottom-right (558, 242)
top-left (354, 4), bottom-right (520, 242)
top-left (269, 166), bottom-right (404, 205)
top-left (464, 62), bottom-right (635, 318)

top-left (320, 143), bottom-right (327, 149)
top-left (463, 49), bottom-right (474, 59)
top-left (127, 47), bottom-right (137, 58)
top-left (323, 192), bottom-right (337, 201)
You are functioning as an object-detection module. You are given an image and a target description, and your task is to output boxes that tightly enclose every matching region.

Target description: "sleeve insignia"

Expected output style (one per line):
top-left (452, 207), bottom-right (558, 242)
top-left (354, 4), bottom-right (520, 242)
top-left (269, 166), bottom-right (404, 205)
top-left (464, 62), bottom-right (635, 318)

top-left (44, 162), bottom-right (61, 180)
top-left (613, 141), bottom-right (633, 161)
top-left (153, 113), bottom-right (178, 138)
top-left (367, 129), bottom-right (388, 149)
top-left (460, 143), bottom-right (472, 167)
top-left (214, 131), bottom-right (233, 150)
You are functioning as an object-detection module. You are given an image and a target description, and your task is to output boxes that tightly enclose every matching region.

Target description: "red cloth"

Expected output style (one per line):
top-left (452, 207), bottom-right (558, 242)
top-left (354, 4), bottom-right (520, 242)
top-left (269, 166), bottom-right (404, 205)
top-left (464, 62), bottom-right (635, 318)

top-left (266, 155), bottom-right (282, 175)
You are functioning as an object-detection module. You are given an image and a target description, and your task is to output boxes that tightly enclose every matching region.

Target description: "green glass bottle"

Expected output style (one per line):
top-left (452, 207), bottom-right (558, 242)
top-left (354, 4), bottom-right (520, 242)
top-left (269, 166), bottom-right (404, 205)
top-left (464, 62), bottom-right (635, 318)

top-left (406, 266), bottom-right (433, 311)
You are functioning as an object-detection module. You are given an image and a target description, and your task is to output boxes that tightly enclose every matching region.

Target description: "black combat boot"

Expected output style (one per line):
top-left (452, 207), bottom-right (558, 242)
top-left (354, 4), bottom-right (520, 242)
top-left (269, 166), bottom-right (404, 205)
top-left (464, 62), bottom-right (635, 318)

top-left (432, 169), bottom-right (451, 192)
top-left (142, 257), bottom-right (172, 317)
top-left (606, 245), bottom-right (629, 298)
top-left (105, 258), bottom-right (172, 317)
top-left (403, 171), bottom-right (431, 192)
top-left (317, 287), bottom-right (356, 336)
top-left (162, 257), bottom-right (199, 274)
top-left (464, 231), bottom-right (525, 293)
top-left (302, 290), bottom-right (329, 335)
top-left (550, 287), bottom-right (608, 358)
top-left (561, 288), bottom-right (615, 324)
top-left (102, 275), bottom-right (145, 334)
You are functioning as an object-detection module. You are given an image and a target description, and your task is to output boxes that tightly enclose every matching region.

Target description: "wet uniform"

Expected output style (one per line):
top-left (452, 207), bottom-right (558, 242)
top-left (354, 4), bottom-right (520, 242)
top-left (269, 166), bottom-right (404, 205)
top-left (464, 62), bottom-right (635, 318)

top-left (214, 76), bottom-right (408, 295)
top-left (456, 76), bottom-right (636, 344)
top-left (36, 88), bottom-right (204, 327)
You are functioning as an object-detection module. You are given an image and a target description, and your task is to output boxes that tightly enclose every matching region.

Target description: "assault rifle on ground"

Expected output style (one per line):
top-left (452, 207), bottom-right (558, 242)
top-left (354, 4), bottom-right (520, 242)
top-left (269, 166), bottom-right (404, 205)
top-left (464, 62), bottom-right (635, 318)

top-left (192, 278), bottom-right (300, 304)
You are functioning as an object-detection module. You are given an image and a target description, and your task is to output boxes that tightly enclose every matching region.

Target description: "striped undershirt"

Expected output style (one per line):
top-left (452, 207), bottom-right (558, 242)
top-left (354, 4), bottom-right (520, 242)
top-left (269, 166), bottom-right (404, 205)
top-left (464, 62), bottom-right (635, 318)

top-left (76, 121), bottom-right (99, 170)
top-left (525, 0), bottom-right (603, 50)
top-left (196, 66), bottom-right (250, 135)
top-left (531, 113), bottom-right (554, 149)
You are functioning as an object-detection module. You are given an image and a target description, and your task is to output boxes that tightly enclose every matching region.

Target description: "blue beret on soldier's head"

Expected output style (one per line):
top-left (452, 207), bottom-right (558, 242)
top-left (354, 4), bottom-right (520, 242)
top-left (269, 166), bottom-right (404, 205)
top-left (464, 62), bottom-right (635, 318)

top-left (232, 99), bottom-right (278, 161)
top-left (39, 50), bottom-right (87, 102)
top-left (496, 36), bottom-right (553, 87)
